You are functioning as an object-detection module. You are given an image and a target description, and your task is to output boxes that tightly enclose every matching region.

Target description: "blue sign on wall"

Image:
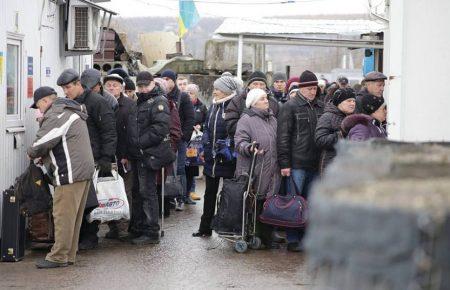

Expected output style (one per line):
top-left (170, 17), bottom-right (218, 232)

top-left (27, 56), bottom-right (33, 76)
top-left (363, 49), bottom-right (375, 76)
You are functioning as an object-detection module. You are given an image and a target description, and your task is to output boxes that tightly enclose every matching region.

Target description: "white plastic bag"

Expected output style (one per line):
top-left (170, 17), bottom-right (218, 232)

top-left (88, 169), bottom-right (130, 223)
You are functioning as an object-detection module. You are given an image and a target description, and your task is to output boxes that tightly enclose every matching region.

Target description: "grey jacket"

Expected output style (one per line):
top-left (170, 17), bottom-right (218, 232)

top-left (234, 108), bottom-right (280, 198)
top-left (27, 98), bottom-right (95, 186)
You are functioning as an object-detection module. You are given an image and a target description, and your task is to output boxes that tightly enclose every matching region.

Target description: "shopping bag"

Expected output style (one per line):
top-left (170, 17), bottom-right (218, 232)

top-left (186, 132), bottom-right (204, 166)
top-left (259, 177), bottom-right (308, 228)
top-left (88, 169), bottom-right (130, 223)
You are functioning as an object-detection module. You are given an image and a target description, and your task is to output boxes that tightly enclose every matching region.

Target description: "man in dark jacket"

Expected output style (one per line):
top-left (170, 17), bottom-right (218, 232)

top-left (161, 69), bottom-right (196, 206)
top-left (225, 71), bottom-right (279, 138)
top-left (127, 71), bottom-right (171, 245)
top-left (270, 72), bottom-right (288, 103)
top-left (81, 68), bottom-right (118, 111)
top-left (277, 70), bottom-right (324, 252)
top-left (103, 73), bottom-right (137, 239)
top-left (356, 71), bottom-right (387, 114)
top-left (57, 68), bottom-right (117, 250)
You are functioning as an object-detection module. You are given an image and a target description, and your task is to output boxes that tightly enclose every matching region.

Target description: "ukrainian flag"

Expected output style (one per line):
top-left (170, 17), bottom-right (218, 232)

top-left (178, 0), bottom-right (200, 38)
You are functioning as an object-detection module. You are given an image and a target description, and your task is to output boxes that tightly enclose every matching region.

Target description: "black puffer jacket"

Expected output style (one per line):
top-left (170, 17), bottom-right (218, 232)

top-left (116, 94), bottom-right (136, 161)
top-left (74, 88), bottom-right (117, 163)
top-left (193, 99), bottom-right (208, 128)
top-left (355, 87), bottom-right (376, 114)
top-left (277, 92), bottom-right (324, 170)
top-left (315, 103), bottom-right (347, 174)
top-left (167, 86), bottom-right (195, 142)
top-left (225, 89), bottom-right (279, 138)
top-left (128, 86), bottom-right (171, 160)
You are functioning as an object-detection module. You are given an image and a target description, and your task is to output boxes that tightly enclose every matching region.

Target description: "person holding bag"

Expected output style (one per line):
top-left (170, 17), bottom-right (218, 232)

top-left (193, 76), bottom-right (238, 237)
top-left (234, 88), bottom-right (281, 248)
top-left (126, 71), bottom-right (171, 245)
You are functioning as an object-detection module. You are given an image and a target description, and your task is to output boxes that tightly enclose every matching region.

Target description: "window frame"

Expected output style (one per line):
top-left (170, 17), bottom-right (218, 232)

top-left (5, 32), bottom-right (25, 128)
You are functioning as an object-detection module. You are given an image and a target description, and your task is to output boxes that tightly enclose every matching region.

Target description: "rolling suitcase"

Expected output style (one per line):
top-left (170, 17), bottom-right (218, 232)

top-left (1, 188), bottom-right (26, 262)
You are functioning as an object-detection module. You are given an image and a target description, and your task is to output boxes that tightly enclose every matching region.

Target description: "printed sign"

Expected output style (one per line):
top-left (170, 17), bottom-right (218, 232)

top-left (45, 67), bottom-right (51, 78)
top-left (27, 57), bottom-right (33, 98)
top-left (27, 56), bottom-right (33, 76)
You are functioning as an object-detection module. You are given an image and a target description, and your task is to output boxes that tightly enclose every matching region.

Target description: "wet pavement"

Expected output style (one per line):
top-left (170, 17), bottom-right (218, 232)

top-left (0, 178), bottom-right (312, 289)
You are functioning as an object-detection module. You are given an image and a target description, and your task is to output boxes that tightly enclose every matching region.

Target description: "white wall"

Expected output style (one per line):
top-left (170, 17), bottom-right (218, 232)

top-left (386, 0), bottom-right (450, 141)
top-left (0, 0), bottom-right (92, 195)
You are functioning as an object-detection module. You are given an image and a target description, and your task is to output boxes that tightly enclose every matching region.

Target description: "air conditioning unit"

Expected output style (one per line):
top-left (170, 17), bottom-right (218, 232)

top-left (67, 1), bottom-right (101, 51)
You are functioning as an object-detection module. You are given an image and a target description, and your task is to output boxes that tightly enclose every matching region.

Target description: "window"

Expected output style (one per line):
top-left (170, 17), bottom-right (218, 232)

top-left (6, 44), bottom-right (19, 115)
top-left (6, 34), bottom-right (23, 127)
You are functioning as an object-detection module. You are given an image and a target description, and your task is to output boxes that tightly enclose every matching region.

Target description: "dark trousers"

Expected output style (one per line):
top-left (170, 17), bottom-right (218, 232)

top-left (129, 160), bottom-right (160, 238)
top-left (79, 210), bottom-right (99, 243)
top-left (255, 199), bottom-right (273, 245)
top-left (199, 175), bottom-right (223, 232)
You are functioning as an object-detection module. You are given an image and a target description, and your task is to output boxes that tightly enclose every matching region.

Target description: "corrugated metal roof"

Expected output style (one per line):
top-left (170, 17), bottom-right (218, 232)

top-left (214, 18), bottom-right (386, 36)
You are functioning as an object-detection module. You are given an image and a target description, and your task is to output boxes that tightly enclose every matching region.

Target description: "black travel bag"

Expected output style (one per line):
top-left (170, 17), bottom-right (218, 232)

top-left (1, 188), bottom-right (26, 262)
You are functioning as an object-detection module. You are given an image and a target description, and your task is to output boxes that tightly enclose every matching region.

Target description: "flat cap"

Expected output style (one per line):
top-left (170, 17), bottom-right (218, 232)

top-left (31, 86), bottom-right (57, 109)
top-left (57, 68), bottom-right (80, 86)
top-left (81, 68), bottom-right (101, 89)
top-left (364, 71), bottom-right (387, 82)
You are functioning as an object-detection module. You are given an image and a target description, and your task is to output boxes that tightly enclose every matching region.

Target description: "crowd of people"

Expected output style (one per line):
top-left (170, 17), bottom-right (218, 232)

top-left (27, 66), bottom-right (387, 268)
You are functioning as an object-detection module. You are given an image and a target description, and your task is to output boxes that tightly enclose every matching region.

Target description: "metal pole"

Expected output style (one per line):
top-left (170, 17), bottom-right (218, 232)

top-left (237, 34), bottom-right (243, 79)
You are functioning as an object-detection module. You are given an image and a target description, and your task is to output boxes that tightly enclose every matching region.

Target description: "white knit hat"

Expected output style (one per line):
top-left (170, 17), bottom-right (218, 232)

top-left (246, 88), bottom-right (266, 108)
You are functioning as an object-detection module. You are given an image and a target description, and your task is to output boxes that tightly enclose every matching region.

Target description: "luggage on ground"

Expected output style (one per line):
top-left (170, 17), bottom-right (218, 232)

top-left (1, 188), bottom-right (26, 262)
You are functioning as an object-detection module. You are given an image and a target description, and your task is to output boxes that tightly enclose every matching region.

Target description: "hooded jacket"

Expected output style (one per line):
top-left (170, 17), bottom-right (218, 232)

top-left (341, 114), bottom-right (387, 141)
top-left (234, 108), bottom-right (280, 198)
top-left (127, 86), bottom-right (171, 160)
top-left (315, 103), bottom-right (348, 174)
top-left (27, 98), bottom-right (95, 186)
top-left (277, 91), bottom-right (324, 170)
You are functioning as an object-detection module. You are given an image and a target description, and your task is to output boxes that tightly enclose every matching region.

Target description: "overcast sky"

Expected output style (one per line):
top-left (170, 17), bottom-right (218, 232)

top-left (102, 0), bottom-right (385, 18)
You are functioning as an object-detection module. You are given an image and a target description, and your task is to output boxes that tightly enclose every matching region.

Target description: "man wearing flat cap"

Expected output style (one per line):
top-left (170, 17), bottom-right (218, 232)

top-left (356, 71), bottom-right (387, 114)
top-left (57, 68), bottom-right (117, 250)
top-left (28, 87), bottom-right (94, 268)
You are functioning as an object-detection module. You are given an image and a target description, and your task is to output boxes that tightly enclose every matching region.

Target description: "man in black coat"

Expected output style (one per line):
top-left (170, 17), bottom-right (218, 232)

top-left (103, 73), bottom-right (137, 239)
top-left (126, 71), bottom-right (171, 245)
top-left (57, 68), bottom-right (117, 250)
top-left (356, 71), bottom-right (387, 114)
top-left (161, 69), bottom-right (195, 206)
top-left (225, 71), bottom-right (279, 138)
top-left (277, 70), bottom-right (324, 252)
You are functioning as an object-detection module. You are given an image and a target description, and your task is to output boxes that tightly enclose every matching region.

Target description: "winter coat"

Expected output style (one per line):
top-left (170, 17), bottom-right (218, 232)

top-left (225, 89), bottom-right (279, 138)
top-left (235, 108), bottom-right (280, 198)
top-left (193, 99), bottom-right (208, 128)
top-left (101, 88), bottom-right (119, 112)
top-left (74, 89), bottom-right (117, 163)
top-left (202, 94), bottom-right (236, 178)
top-left (315, 103), bottom-right (347, 174)
top-left (341, 114), bottom-right (387, 141)
top-left (355, 88), bottom-right (377, 114)
top-left (168, 99), bottom-right (182, 152)
top-left (270, 87), bottom-right (288, 104)
top-left (127, 86), bottom-right (171, 160)
top-left (277, 92), bottom-right (324, 171)
top-left (115, 94), bottom-right (136, 161)
top-left (167, 86), bottom-right (195, 142)
top-left (27, 98), bottom-right (95, 186)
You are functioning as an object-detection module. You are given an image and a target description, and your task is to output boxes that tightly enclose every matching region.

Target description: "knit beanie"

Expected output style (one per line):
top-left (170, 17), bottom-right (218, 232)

top-left (298, 70), bottom-right (318, 88)
top-left (213, 76), bottom-right (238, 95)
top-left (245, 88), bottom-right (266, 108)
top-left (161, 69), bottom-right (177, 82)
top-left (361, 94), bottom-right (385, 114)
top-left (247, 71), bottom-right (268, 87)
top-left (124, 77), bottom-right (136, 91)
top-left (273, 72), bottom-right (287, 82)
top-left (332, 88), bottom-right (356, 106)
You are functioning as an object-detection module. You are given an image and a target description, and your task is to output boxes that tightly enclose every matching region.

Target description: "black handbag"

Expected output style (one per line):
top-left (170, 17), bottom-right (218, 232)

top-left (143, 135), bottom-right (176, 171)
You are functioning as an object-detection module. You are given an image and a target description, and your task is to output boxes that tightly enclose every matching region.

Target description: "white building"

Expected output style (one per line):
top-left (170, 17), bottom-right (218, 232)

top-left (0, 0), bottom-right (115, 225)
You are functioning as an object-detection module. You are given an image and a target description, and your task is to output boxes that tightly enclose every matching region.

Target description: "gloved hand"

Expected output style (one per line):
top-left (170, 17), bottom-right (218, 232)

top-left (97, 159), bottom-right (112, 176)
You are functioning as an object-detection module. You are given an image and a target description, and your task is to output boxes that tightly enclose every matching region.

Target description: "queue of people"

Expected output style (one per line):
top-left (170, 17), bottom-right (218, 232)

top-left (27, 66), bottom-right (388, 268)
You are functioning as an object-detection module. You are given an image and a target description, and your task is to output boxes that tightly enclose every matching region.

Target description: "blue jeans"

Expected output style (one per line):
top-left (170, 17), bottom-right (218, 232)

top-left (176, 141), bottom-right (188, 199)
top-left (286, 168), bottom-right (318, 243)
